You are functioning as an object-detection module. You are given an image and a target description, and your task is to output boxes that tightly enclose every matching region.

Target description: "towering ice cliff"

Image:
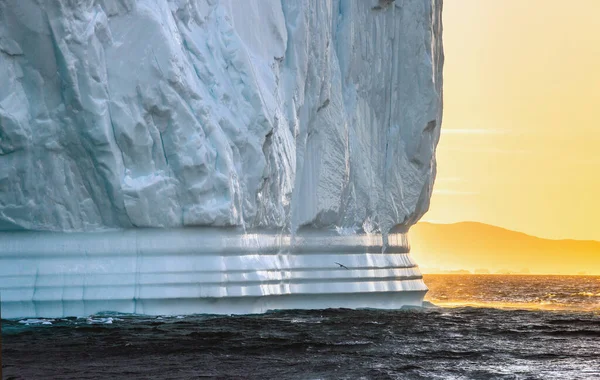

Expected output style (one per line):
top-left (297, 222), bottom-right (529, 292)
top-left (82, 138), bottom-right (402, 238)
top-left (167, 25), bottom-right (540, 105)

top-left (0, 0), bottom-right (443, 318)
top-left (0, 0), bottom-right (442, 234)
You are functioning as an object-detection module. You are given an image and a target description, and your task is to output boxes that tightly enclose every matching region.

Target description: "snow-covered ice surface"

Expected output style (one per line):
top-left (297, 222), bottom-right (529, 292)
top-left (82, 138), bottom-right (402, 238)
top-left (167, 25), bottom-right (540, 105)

top-left (0, 0), bottom-right (443, 318)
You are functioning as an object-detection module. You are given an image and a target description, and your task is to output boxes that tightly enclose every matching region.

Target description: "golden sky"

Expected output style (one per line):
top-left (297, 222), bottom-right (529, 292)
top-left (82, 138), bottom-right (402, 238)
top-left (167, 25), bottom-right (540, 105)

top-left (425, 0), bottom-right (600, 241)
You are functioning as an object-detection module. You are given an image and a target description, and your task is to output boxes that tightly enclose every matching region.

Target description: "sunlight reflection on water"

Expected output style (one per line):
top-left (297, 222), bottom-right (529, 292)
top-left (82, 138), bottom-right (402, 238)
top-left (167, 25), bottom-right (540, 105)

top-left (424, 274), bottom-right (600, 312)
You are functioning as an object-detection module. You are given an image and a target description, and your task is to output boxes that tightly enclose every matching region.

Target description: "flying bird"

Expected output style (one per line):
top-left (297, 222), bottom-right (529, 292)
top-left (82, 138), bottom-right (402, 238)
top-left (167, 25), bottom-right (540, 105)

top-left (335, 262), bottom-right (349, 270)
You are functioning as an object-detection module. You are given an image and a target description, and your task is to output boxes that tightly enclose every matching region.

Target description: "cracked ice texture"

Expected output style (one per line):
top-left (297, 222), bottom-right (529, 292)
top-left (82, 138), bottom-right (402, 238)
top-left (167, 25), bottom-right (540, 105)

top-left (0, 0), bottom-right (443, 234)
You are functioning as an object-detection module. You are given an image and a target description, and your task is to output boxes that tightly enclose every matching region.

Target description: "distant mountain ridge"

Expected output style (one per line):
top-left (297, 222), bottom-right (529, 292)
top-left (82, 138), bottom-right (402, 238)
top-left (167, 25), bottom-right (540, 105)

top-left (409, 222), bottom-right (600, 275)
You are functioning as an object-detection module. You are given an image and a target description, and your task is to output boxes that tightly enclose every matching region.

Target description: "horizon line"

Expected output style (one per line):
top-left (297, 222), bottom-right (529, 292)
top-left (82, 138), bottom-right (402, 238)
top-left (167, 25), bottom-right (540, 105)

top-left (415, 220), bottom-right (600, 243)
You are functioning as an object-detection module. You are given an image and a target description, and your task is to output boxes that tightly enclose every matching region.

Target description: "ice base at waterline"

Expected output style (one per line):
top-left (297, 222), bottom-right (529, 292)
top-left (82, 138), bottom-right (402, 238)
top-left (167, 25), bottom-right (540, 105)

top-left (0, 229), bottom-right (426, 318)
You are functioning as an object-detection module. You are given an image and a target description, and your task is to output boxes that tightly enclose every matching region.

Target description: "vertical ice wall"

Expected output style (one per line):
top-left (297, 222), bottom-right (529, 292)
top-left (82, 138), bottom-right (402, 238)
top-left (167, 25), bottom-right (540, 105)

top-left (0, 0), bottom-right (443, 235)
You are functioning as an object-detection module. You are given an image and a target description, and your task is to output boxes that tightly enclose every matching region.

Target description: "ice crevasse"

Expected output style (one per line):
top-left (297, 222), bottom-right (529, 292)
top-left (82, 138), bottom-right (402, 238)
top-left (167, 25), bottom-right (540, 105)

top-left (0, 0), bottom-right (443, 318)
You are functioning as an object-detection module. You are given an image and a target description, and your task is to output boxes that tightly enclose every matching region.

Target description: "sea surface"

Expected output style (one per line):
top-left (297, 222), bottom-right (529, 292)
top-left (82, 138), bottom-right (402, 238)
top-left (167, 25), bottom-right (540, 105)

top-left (2, 274), bottom-right (599, 379)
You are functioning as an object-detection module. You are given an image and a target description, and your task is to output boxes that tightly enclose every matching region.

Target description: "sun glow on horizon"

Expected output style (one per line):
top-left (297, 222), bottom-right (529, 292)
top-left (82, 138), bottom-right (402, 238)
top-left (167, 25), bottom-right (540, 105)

top-left (427, 0), bottom-right (600, 241)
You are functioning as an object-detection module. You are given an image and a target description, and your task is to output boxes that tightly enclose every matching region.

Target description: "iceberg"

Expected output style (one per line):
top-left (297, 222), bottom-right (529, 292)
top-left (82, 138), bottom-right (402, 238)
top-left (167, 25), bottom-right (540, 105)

top-left (0, 0), bottom-right (443, 318)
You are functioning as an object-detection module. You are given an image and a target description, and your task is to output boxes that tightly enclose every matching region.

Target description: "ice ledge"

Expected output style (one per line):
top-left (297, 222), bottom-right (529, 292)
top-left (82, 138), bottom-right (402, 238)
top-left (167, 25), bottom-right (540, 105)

top-left (0, 229), bottom-right (426, 318)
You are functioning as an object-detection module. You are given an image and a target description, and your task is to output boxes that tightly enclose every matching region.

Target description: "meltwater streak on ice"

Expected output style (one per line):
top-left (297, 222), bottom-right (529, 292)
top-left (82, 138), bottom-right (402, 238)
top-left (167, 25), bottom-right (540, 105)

top-left (0, 229), bottom-right (426, 319)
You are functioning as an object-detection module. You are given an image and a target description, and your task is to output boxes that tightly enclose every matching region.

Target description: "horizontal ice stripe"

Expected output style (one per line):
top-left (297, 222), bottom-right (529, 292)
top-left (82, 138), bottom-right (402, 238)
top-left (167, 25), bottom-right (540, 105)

top-left (0, 267), bottom-right (422, 288)
top-left (2, 290), bottom-right (428, 318)
top-left (1, 278), bottom-right (427, 301)
top-left (0, 254), bottom-right (417, 276)
top-left (0, 229), bottom-right (410, 257)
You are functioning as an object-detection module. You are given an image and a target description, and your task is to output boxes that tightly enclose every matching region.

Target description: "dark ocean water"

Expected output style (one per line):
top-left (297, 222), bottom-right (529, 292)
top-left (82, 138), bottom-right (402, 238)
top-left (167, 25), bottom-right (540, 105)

top-left (2, 275), bottom-right (599, 379)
